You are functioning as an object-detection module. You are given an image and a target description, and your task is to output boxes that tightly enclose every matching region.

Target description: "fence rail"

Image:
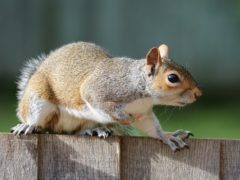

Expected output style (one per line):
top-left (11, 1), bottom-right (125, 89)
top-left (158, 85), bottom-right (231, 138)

top-left (0, 133), bottom-right (239, 180)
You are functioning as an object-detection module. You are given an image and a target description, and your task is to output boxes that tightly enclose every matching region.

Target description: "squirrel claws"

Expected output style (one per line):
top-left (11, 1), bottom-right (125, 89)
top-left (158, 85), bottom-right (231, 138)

top-left (189, 132), bottom-right (194, 137)
top-left (172, 129), bottom-right (193, 141)
top-left (184, 144), bottom-right (190, 149)
top-left (164, 129), bottom-right (193, 151)
top-left (10, 124), bottom-right (21, 133)
top-left (182, 132), bottom-right (194, 141)
top-left (169, 136), bottom-right (187, 150)
top-left (81, 127), bottom-right (113, 138)
top-left (174, 148), bottom-right (181, 153)
top-left (166, 140), bottom-right (179, 151)
top-left (11, 123), bottom-right (42, 136)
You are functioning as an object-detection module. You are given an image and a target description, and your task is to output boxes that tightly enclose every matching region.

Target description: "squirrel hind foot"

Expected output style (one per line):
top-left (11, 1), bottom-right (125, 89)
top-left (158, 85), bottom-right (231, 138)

top-left (79, 127), bottom-right (113, 138)
top-left (11, 123), bottom-right (42, 136)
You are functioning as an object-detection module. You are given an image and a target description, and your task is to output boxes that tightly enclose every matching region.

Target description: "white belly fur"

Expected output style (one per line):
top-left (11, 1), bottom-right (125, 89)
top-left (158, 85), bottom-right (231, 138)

top-left (55, 102), bottom-right (115, 132)
top-left (124, 97), bottom-right (154, 114)
top-left (54, 98), bottom-right (154, 132)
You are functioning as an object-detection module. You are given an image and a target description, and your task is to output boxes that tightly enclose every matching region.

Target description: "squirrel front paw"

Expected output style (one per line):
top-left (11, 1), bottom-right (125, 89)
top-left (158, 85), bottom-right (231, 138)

top-left (164, 136), bottom-right (188, 152)
top-left (163, 129), bottom-right (193, 152)
top-left (171, 129), bottom-right (194, 141)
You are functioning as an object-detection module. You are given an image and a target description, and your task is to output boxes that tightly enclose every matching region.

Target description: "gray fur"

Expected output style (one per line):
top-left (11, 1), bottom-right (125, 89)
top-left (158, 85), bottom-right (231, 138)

top-left (82, 58), bottom-right (150, 102)
top-left (17, 54), bottom-right (46, 101)
top-left (81, 57), bottom-right (152, 122)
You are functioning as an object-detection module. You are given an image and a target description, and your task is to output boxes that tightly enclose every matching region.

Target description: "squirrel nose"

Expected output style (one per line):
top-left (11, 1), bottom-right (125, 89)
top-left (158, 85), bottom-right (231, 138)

top-left (193, 87), bottom-right (202, 99)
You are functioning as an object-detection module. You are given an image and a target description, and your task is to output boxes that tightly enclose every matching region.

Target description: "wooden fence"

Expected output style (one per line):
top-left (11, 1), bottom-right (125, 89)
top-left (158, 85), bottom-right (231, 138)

top-left (0, 133), bottom-right (239, 180)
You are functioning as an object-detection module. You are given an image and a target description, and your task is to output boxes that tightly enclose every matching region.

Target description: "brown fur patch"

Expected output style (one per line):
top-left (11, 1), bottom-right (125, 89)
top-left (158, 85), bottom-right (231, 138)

top-left (46, 112), bottom-right (59, 130)
top-left (18, 95), bottom-right (29, 123)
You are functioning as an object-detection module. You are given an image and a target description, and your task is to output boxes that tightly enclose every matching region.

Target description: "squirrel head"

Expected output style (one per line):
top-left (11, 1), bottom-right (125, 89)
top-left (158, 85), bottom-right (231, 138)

top-left (145, 44), bottom-right (202, 107)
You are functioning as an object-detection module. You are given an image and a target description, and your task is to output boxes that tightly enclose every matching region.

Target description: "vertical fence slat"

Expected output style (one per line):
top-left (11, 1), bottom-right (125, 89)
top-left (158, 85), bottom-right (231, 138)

top-left (221, 140), bottom-right (240, 180)
top-left (121, 137), bottom-right (220, 180)
top-left (38, 134), bottom-right (120, 180)
top-left (0, 134), bottom-right (38, 180)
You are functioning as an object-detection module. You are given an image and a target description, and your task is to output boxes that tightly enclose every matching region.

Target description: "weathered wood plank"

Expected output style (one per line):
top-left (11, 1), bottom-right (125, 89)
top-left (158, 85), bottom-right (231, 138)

top-left (121, 137), bottom-right (220, 180)
top-left (38, 134), bottom-right (120, 180)
top-left (0, 133), bottom-right (38, 180)
top-left (221, 140), bottom-right (240, 180)
top-left (0, 133), bottom-right (240, 180)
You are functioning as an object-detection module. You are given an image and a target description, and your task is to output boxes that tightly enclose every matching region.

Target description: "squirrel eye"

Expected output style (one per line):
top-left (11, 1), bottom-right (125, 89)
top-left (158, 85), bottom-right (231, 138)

top-left (167, 74), bottom-right (180, 83)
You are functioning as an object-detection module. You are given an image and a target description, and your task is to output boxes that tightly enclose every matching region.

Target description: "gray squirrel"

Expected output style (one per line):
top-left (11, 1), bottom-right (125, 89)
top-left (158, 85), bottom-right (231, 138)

top-left (12, 42), bottom-right (202, 151)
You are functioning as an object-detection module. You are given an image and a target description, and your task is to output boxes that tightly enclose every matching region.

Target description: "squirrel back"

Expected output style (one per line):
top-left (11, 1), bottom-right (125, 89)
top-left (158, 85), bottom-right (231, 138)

top-left (17, 42), bottom-right (112, 108)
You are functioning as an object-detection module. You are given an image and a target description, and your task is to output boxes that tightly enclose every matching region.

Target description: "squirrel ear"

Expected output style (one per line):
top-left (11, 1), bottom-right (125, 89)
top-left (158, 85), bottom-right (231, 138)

top-left (146, 47), bottom-right (162, 76)
top-left (158, 44), bottom-right (169, 59)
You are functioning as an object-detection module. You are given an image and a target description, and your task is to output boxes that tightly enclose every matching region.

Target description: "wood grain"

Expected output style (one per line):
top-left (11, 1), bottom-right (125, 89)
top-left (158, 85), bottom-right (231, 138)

top-left (221, 140), bottom-right (240, 180)
top-left (0, 133), bottom-right (239, 180)
top-left (38, 134), bottom-right (120, 180)
top-left (121, 137), bottom-right (220, 180)
top-left (0, 133), bottom-right (38, 180)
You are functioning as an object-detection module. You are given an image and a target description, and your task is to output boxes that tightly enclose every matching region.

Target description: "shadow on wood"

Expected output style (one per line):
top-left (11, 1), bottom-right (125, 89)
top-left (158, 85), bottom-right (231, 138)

top-left (0, 133), bottom-right (239, 180)
top-left (38, 135), bottom-right (120, 180)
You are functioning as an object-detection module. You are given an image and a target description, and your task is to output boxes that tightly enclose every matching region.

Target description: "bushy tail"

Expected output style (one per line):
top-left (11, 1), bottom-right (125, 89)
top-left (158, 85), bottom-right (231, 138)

top-left (17, 54), bottom-right (46, 101)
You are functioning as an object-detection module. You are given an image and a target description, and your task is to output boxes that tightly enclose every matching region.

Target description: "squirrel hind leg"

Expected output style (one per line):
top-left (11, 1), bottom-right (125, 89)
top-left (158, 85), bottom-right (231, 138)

top-left (16, 73), bottom-right (59, 134)
top-left (17, 94), bottom-right (58, 134)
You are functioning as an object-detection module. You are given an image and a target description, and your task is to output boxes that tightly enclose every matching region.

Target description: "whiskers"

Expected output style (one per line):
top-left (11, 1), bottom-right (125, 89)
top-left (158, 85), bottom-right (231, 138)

top-left (158, 106), bottom-right (177, 126)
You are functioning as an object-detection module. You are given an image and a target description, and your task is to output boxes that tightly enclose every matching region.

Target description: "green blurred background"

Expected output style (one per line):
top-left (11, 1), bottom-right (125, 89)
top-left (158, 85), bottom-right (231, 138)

top-left (0, 0), bottom-right (240, 138)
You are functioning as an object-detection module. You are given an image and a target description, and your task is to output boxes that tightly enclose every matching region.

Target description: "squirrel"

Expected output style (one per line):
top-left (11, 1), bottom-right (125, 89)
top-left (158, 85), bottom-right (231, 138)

top-left (11, 42), bottom-right (202, 151)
